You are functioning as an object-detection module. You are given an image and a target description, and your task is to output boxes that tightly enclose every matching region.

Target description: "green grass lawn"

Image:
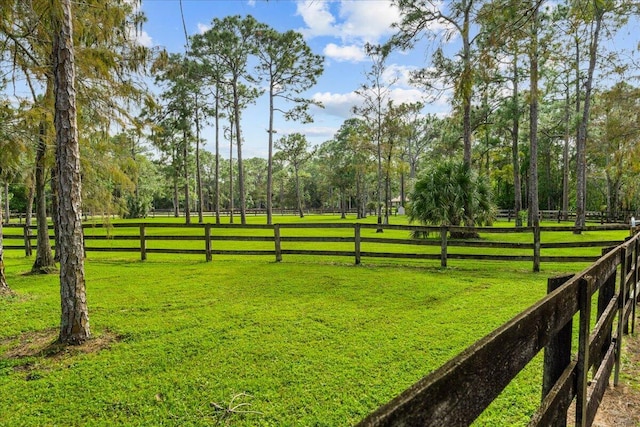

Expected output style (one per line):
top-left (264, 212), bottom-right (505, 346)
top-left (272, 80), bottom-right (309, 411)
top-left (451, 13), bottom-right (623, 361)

top-left (0, 214), bottom-right (630, 426)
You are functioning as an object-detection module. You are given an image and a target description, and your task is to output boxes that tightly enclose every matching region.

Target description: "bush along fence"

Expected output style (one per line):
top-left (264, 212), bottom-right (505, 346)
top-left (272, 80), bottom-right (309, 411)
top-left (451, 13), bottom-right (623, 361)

top-left (357, 232), bottom-right (640, 427)
top-left (2, 222), bottom-right (633, 272)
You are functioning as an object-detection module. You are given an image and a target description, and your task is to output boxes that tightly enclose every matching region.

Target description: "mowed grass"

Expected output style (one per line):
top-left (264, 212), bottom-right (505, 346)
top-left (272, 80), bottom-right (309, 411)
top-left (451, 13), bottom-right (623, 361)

top-left (0, 214), bottom-right (629, 426)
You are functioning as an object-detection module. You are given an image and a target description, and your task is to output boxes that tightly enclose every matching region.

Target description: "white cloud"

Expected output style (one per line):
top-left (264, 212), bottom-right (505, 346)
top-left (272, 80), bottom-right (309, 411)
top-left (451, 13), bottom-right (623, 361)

top-left (311, 91), bottom-right (361, 118)
top-left (336, 1), bottom-right (400, 44)
top-left (197, 22), bottom-right (211, 34)
top-left (383, 64), bottom-right (419, 87)
top-left (323, 43), bottom-right (366, 63)
top-left (296, 0), bottom-right (401, 66)
top-left (127, 26), bottom-right (153, 47)
top-left (296, 1), bottom-right (338, 39)
top-left (136, 30), bottom-right (153, 47)
top-left (297, 0), bottom-right (399, 44)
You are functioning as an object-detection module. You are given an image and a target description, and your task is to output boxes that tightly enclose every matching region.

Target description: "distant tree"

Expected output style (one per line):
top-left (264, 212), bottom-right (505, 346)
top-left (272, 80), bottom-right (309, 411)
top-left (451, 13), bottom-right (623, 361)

top-left (254, 26), bottom-right (324, 224)
top-left (408, 161), bottom-right (494, 238)
top-left (191, 15), bottom-right (262, 224)
top-left (275, 133), bottom-right (314, 218)
top-left (354, 43), bottom-right (394, 231)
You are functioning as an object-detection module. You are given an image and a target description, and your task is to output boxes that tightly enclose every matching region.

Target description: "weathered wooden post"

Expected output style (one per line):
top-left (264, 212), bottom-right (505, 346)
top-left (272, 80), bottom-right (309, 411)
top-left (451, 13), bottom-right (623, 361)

top-left (541, 274), bottom-right (574, 427)
top-left (354, 223), bottom-right (361, 265)
top-left (633, 237), bottom-right (639, 333)
top-left (205, 224), bottom-right (212, 262)
top-left (274, 224), bottom-right (282, 262)
top-left (23, 225), bottom-right (32, 257)
top-left (576, 276), bottom-right (593, 427)
top-left (140, 224), bottom-right (147, 261)
top-left (614, 246), bottom-right (629, 386)
top-left (594, 247), bottom-right (616, 373)
top-left (440, 226), bottom-right (448, 268)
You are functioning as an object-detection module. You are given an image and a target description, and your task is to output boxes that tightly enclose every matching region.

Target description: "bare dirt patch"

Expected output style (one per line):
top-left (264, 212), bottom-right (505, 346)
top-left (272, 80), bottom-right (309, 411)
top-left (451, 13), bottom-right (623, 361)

top-left (1, 328), bottom-right (120, 370)
top-left (591, 320), bottom-right (640, 427)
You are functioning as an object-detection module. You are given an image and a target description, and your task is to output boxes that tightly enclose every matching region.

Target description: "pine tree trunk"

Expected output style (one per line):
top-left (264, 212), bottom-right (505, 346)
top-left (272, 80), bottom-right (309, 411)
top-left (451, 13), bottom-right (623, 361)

top-left (575, 8), bottom-right (603, 231)
top-left (0, 190), bottom-right (12, 295)
top-left (511, 51), bottom-right (523, 228)
top-left (50, 163), bottom-right (60, 262)
top-left (32, 120), bottom-right (56, 274)
top-left (53, 0), bottom-right (90, 345)
top-left (562, 73), bottom-right (571, 221)
top-left (266, 89), bottom-right (275, 225)
top-left (528, 1), bottom-right (540, 230)
top-left (233, 83), bottom-right (247, 225)
top-left (214, 90), bottom-right (221, 225)
top-left (182, 130), bottom-right (191, 225)
top-left (195, 94), bottom-right (204, 224)
top-left (295, 167), bottom-right (304, 218)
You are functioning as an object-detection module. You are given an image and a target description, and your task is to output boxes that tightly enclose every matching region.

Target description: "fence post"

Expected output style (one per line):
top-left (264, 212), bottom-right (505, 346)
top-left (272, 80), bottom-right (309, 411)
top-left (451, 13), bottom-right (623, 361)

top-left (576, 276), bottom-right (593, 427)
top-left (541, 274), bottom-right (573, 427)
top-left (354, 223), bottom-right (361, 265)
top-left (614, 246), bottom-right (629, 386)
top-left (632, 237), bottom-right (639, 333)
top-left (593, 247), bottom-right (617, 374)
top-left (440, 226), bottom-right (448, 268)
top-left (23, 225), bottom-right (32, 257)
top-left (533, 224), bottom-right (541, 272)
top-left (205, 224), bottom-right (212, 262)
top-left (140, 224), bottom-right (147, 261)
top-left (274, 224), bottom-right (282, 262)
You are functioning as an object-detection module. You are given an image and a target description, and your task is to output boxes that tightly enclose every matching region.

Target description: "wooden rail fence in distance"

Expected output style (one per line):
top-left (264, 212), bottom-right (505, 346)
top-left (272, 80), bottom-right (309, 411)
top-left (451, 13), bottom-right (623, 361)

top-left (2, 222), bottom-right (633, 272)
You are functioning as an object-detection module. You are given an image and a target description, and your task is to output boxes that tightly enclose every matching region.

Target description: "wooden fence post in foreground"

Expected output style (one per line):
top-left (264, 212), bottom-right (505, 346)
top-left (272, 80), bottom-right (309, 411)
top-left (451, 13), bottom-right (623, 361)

top-left (205, 224), bottom-right (212, 262)
top-left (274, 224), bottom-right (282, 262)
top-left (23, 225), bottom-right (32, 257)
top-left (541, 274), bottom-right (574, 427)
top-left (440, 226), bottom-right (448, 268)
top-left (355, 223), bottom-right (361, 265)
top-left (140, 224), bottom-right (147, 261)
top-left (576, 276), bottom-right (593, 427)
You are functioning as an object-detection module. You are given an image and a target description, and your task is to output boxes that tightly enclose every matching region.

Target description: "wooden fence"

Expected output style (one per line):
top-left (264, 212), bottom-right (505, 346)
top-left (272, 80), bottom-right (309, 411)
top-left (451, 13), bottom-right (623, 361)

top-left (357, 233), bottom-right (640, 426)
top-left (2, 222), bottom-right (633, 272)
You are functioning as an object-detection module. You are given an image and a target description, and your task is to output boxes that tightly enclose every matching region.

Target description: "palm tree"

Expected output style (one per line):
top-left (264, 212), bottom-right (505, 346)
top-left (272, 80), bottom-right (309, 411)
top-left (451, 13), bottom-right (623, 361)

top-left (408, 161), bottom-right (494, 238)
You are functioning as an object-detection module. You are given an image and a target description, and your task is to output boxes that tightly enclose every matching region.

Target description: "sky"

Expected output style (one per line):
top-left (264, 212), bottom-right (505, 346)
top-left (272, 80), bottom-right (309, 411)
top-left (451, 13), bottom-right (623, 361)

top-left (138, 0), bottom-right (439, 158)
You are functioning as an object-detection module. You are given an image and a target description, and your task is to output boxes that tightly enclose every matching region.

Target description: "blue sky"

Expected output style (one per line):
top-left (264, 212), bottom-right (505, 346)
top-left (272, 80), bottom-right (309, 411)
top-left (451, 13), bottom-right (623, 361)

top-left (139, 0), bottom-right (435, 158)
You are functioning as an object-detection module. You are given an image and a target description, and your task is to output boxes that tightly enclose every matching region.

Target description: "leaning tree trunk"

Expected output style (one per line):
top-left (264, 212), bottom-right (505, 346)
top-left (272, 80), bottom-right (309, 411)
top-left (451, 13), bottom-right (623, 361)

top-left (53, 0), bottom-right (90, 345)
top-left (32, 121), bottom-right (56, 274)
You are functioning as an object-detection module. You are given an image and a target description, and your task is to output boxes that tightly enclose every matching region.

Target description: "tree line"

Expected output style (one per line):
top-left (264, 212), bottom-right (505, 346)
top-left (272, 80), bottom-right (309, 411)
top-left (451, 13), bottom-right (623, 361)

top-left (1, 1), bottom-right (639, 342)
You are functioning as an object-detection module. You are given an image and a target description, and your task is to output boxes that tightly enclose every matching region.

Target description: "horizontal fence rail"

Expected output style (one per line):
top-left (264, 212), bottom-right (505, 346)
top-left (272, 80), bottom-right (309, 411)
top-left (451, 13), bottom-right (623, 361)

top-left (2, 222), bottom-right (634, 271)
top-left (357, 232), bottom-right (640, 427)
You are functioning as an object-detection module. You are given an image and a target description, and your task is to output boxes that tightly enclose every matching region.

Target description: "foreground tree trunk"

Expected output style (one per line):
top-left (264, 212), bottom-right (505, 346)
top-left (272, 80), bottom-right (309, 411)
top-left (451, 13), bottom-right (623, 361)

top-left (53, 0), bottom-right (90, 345)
